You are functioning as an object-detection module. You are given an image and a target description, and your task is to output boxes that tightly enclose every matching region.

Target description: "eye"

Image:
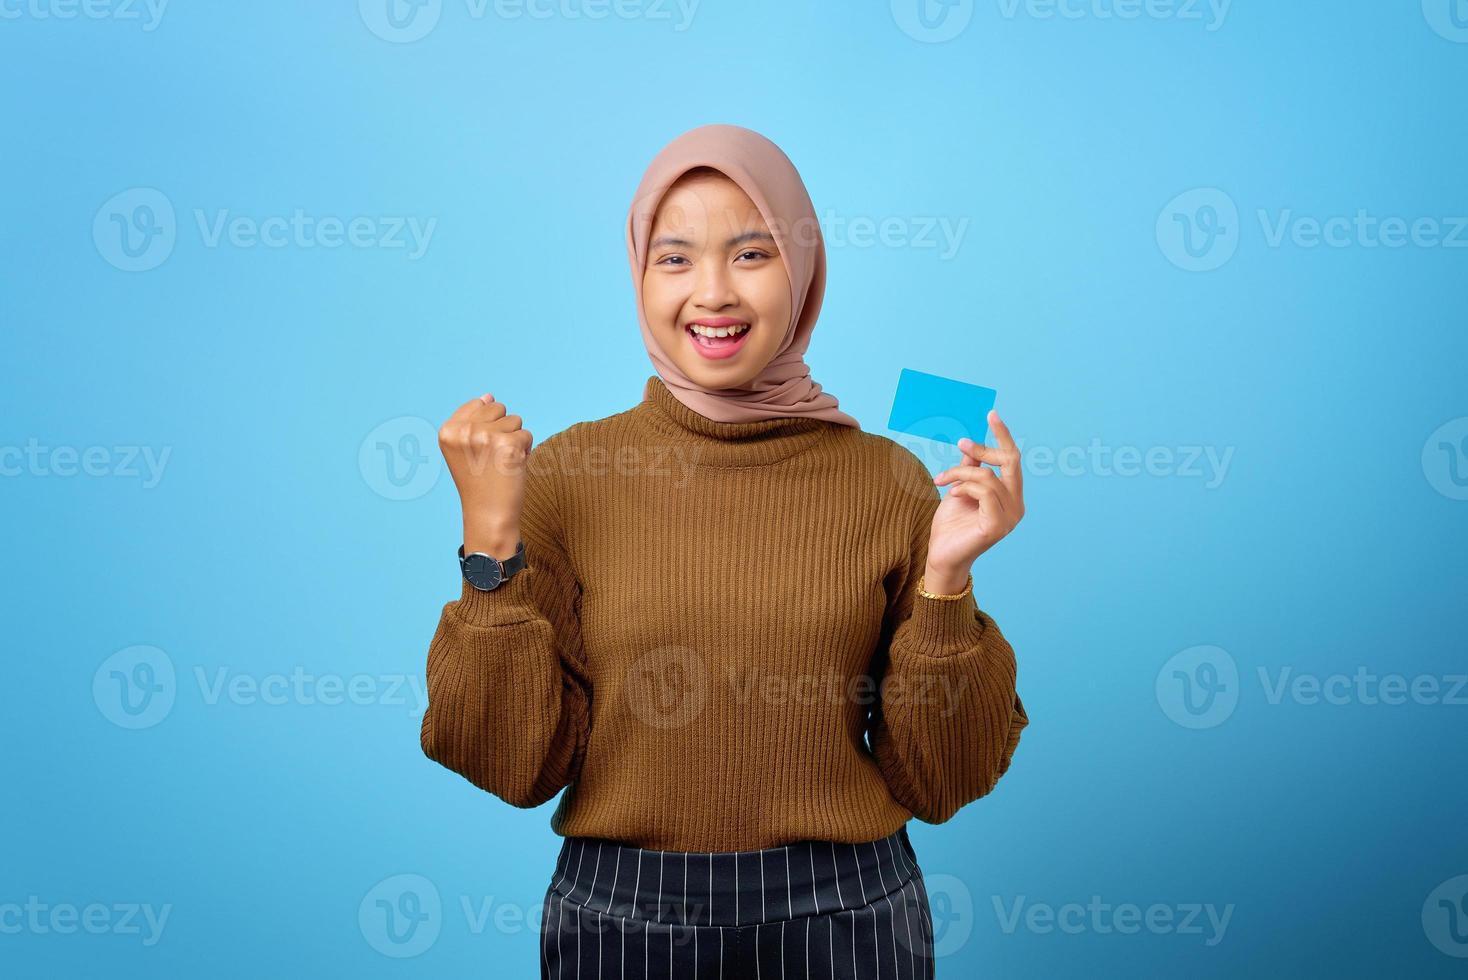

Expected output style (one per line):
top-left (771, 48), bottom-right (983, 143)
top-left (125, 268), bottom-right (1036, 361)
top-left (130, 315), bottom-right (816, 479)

top-left (735, 249), bottom-right (770, 262)
top-left (656, 255), bottom-right (690, 267)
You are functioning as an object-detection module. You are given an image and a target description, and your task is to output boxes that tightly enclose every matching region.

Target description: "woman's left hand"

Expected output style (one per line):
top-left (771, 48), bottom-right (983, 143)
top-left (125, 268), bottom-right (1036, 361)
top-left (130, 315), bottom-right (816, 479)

top-left (925, 410), bottom-right (1026, 586)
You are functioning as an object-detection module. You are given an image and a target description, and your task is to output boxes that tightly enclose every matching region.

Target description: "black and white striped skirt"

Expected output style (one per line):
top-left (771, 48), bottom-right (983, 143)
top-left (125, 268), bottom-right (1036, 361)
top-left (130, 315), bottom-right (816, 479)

top-left (540, 824), bottom-right (935, 979)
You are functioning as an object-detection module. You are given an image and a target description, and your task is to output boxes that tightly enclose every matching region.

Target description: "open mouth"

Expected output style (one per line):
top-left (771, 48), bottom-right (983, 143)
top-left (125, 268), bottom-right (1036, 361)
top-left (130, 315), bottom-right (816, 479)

top-left (685, 320), bottom-right (752, 360)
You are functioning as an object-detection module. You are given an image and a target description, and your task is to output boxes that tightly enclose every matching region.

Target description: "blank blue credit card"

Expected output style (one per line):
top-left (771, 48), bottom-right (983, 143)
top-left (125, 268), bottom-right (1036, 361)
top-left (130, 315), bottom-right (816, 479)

top-left (886, 368), bottom-right (997, 445)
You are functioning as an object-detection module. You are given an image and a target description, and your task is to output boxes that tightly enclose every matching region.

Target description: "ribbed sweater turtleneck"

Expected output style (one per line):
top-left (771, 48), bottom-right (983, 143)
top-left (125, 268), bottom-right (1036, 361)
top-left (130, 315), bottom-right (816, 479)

top-left (421, 375), bottom-right (1029, 851)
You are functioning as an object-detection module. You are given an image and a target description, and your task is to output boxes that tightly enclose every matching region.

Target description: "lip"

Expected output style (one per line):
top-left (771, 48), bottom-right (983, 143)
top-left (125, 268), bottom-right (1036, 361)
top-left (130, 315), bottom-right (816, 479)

top-left (685, 317), bottom-right (748, 328)
top-left (684, 319), bottom-right (753, 360)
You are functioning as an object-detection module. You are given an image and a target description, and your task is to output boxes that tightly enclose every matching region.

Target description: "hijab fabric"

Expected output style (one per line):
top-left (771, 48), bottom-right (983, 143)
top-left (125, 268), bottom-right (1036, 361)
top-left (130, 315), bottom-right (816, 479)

top-left (626, 124), bottom-right (861, 429)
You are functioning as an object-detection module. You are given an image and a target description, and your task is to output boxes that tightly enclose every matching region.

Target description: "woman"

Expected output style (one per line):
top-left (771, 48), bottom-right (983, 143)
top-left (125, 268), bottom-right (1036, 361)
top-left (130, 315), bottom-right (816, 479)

top-left (422, 123), bottom-right (1029, 979)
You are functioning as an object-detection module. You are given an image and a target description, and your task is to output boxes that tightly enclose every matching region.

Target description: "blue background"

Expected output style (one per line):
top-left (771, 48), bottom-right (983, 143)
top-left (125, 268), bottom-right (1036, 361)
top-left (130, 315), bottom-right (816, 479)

top-left (4, 0), bottom-right (1467, 976)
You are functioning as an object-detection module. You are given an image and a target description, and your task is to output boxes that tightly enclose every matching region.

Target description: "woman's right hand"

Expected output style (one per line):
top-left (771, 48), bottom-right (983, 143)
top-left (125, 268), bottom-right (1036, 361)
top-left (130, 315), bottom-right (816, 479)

top-left (438, 394), bottom-right (534, 560)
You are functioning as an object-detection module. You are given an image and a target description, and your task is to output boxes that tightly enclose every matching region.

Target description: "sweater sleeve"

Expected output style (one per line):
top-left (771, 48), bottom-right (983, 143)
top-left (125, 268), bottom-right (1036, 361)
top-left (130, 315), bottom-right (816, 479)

top-left (419, 444), bottom-right (591, 809)
top-left (866, 480), bottom-right (1029, 824)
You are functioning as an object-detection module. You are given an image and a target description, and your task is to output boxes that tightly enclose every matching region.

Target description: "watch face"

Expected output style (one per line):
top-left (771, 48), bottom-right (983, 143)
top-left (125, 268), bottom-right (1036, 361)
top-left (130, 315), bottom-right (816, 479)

top-left (464, 553), bottom-right (502, 590)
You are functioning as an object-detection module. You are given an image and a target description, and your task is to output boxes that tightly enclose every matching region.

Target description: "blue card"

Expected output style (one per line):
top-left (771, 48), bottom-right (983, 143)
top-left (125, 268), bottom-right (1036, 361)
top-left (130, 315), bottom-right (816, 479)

top-left (886, 368), bottom-right (997, 446)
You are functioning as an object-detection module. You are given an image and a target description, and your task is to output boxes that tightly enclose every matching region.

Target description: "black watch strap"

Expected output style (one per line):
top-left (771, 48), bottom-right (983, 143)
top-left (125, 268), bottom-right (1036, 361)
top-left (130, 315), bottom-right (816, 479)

top-left (458, 540), bottom-right (527, 591)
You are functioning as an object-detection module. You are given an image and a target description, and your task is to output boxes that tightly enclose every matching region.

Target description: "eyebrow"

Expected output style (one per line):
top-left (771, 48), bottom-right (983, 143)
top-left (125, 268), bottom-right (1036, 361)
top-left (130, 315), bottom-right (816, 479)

top-left (649, 230), bottom-right (777, 250)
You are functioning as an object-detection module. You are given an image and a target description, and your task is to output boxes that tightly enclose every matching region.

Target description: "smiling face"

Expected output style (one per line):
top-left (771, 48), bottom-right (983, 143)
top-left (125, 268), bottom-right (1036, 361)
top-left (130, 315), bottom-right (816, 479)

top-left (641, 169), bottom-right (792, 391)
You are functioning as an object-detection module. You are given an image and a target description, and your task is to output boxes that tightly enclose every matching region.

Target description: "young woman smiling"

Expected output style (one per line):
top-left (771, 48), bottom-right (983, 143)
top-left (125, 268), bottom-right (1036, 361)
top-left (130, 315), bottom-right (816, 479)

top-left (422, 124), bottom-right (1029, 979)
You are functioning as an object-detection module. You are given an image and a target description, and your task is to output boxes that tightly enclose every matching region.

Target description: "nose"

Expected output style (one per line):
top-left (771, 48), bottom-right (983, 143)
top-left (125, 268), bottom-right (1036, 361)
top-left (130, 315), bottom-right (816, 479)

top-left (692, 257), bottom-right (738, 311)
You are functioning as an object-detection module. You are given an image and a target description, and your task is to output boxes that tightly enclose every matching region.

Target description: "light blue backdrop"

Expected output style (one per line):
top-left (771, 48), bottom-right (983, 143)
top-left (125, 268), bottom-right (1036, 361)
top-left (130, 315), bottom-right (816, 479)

top-left (3, 1), bottom-right (1467, 976)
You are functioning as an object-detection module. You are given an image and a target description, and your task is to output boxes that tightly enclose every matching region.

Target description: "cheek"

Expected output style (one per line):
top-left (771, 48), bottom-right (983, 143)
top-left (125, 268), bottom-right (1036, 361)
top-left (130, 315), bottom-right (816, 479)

top-left (750, 271), bottom-right (792, 326)
top-left (642, 271), bottom-right (692, 321)
top-left (641, 276), bottom-right (680, 323)
top-left (753, 326), bottom-right (784, 359)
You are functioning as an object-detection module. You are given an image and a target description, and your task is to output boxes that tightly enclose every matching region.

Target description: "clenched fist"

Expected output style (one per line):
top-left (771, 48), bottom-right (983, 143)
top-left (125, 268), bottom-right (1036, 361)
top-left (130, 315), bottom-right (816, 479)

top-left (438, 393), bottom-right (534, 560)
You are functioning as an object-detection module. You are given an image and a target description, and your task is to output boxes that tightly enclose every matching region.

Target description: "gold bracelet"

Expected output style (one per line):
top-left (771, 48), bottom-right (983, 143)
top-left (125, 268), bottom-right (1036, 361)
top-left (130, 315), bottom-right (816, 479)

top-left (917, 572), bottom-right (972, 601)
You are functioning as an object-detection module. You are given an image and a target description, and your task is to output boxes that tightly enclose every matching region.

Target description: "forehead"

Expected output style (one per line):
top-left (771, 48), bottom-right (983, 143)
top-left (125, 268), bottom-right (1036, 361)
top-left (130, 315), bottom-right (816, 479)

top-left (652, 174), bottom-right (767, 232)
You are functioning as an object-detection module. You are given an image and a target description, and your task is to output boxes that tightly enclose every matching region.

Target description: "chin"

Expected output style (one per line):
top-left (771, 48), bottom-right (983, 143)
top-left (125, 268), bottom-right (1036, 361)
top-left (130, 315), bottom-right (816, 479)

top-left (678, 361), bottom-right (748, 390)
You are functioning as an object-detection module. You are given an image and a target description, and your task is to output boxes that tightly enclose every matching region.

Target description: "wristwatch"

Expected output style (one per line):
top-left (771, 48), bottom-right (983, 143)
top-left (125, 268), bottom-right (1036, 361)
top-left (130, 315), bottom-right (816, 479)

top-left (458, 540), bottom-right (527, 591)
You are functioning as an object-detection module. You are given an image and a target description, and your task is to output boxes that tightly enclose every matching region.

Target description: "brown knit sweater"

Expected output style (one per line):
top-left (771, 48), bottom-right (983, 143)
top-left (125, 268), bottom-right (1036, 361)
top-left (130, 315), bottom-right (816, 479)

top-left (420, 375), bottom-right (1028, 851)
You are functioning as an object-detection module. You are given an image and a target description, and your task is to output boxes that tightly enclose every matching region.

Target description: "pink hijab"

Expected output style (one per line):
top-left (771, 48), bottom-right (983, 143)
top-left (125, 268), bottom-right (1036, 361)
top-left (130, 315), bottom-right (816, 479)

top-left (626, 124), bottom-right (861, 429)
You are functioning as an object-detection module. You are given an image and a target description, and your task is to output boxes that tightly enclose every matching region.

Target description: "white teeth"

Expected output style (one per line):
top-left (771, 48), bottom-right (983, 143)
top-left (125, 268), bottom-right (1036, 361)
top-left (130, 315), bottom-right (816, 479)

top-left (688, 322), bottom-right (750, 338)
